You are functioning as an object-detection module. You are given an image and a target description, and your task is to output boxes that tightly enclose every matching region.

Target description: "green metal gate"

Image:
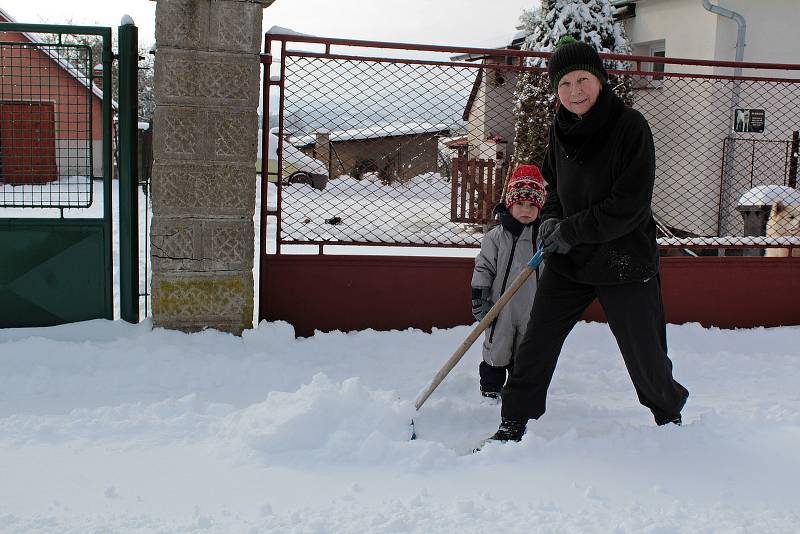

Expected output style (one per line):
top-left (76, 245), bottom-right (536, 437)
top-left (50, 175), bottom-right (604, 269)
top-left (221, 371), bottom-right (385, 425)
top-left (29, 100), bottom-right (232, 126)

top-left (0, 23), bottom-right (115, 327)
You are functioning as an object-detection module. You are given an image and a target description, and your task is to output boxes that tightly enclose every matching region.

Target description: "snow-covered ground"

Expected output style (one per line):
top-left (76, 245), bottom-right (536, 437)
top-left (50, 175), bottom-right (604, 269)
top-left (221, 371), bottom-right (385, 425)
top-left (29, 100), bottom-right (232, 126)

top-left (3, 175), bottom-right (800, 532)
top-left (1, 318), bottom-right (799, 533)
top-left (279, 173), bottom-right (481, 246)
top-left (0, 176), bottom-right (93, 208)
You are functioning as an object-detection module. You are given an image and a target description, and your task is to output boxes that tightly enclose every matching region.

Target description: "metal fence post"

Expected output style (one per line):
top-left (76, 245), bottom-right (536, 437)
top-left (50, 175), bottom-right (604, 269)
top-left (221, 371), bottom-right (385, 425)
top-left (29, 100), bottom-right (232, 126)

top-left (101, 26), bottom-right (115, 320)
top-left (789, 131), bottom-right (799, 189)
top-left (118, 20), bottom-right (139, 323)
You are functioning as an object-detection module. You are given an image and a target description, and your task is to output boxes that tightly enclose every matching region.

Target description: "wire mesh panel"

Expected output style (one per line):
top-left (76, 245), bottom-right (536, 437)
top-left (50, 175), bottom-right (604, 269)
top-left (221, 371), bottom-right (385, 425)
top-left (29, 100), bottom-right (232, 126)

top-left (277, 54), bottom-right (486, 246)
top-left (0, 40), bottom-right (94, 208)
top-left (0, 22), bottom-right (113, 328)
top-left (631, 75), bottom-right (800, 241)
top-left (265, 34), bottom-right (800, 252)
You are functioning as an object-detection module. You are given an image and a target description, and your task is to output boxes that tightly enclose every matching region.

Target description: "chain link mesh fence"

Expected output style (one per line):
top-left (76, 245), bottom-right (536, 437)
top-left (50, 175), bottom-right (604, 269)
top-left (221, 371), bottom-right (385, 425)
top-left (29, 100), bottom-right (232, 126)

top-left (0, 39), bottom-right (94, 208)
top-left (267, 36), bottom-right (800, 253)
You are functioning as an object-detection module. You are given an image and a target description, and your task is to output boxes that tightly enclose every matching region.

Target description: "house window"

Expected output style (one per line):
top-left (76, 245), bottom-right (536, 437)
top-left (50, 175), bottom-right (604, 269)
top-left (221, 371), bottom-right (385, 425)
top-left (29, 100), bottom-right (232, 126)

top-left (632, 40), bottom-right (666, 89)
top-left (650, 44), bottom-right (666, 82)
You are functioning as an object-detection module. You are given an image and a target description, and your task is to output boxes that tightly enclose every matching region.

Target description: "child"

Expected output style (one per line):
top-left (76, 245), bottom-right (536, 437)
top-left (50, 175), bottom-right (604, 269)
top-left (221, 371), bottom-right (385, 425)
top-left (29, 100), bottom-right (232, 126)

top-left (471, 164), bottom-right (546, 399)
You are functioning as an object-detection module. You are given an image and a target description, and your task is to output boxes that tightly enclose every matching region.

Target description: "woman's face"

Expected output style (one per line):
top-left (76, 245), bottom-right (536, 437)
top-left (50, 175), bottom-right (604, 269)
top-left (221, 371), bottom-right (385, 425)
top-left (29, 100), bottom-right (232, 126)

top-left (557, 70), bottom-right (603, 117)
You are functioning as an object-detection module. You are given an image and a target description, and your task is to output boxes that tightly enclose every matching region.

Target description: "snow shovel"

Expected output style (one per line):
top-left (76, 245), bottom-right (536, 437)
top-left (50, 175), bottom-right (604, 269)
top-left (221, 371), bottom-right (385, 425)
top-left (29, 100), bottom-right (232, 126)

top-left (409, 247), bottom-right (544, 439)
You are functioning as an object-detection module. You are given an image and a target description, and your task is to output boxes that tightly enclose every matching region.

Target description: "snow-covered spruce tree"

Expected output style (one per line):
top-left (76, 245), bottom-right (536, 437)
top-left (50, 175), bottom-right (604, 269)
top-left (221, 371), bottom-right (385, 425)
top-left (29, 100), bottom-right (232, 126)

top-left (511, 0), bottom-right (633, 167)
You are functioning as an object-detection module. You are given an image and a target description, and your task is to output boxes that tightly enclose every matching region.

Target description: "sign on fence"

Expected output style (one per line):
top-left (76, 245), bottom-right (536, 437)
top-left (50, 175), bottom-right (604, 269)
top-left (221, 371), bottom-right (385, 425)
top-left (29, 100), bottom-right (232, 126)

top-left (733, 108), bottom-right (766, 133)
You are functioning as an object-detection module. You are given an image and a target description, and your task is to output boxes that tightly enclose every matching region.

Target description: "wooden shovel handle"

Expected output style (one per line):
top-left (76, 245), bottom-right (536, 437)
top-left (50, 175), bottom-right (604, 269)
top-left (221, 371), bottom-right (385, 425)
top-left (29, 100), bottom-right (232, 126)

top-left (414, 249), bottom-right (544, 411)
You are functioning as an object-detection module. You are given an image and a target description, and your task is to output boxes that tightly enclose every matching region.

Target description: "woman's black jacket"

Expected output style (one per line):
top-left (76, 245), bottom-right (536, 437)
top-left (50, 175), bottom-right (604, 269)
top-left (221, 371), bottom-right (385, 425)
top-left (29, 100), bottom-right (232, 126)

top-left (539, 85), bottom-right (659, 285)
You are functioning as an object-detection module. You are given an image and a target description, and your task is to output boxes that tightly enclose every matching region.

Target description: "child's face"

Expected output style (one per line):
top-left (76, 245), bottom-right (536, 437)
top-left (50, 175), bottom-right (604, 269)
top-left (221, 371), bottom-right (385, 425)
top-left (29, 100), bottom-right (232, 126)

top-left (509, 201), bottom-right (539, 224)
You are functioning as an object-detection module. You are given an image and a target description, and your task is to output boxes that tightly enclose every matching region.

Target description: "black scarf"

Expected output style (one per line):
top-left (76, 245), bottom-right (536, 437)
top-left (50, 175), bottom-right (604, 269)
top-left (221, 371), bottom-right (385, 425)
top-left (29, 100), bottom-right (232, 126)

top-left (553, 85), bottom-right (625, 162)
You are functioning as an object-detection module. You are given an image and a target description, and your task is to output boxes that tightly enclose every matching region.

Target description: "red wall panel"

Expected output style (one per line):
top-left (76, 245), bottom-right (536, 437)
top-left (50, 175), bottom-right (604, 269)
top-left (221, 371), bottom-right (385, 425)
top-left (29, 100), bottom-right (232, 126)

top-left (261, 255), bottom-right (800, 337)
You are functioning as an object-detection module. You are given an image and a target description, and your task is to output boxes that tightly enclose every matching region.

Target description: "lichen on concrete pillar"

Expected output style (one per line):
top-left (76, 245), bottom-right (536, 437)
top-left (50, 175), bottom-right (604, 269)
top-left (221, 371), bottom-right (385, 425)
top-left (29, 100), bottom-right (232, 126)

top-left (151, 0), bottom-right (274, 334)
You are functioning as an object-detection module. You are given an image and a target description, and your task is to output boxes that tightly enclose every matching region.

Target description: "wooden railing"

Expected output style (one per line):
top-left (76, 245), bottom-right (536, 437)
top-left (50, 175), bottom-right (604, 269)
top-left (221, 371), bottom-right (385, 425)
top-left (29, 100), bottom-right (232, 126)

top-left (450, 157), bottom-right (508, 224)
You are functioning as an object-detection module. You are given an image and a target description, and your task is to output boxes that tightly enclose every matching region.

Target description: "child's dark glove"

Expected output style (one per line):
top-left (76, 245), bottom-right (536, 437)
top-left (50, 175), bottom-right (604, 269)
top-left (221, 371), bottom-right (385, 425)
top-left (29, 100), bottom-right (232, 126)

top-left (537, 218), bottom-right (560, 250)
top-left (541, 222), bottom-right (573, 257)
top-left (471, 287), bottom-right (492, 321)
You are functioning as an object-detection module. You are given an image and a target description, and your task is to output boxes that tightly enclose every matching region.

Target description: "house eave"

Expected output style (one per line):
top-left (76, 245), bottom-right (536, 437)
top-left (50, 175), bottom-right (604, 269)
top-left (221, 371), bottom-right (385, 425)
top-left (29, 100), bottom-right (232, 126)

top-left (450, 32), bottom-right (525, 62)
top-left (462, 68), bottom-right (483, 121)
top-left (611, 0), bottom-right (637, 21)
top-left (0, 7), bottom-right (119, 110)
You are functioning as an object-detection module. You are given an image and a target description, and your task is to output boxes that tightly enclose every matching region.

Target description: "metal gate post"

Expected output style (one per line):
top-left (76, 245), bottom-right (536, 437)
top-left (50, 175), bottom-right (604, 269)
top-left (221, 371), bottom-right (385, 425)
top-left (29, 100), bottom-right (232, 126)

top-left (790, 130), bottom-right (799, 189)
top-left (98, 28), bottom-right (114, 319)
top-left (118, 20), bottom-right (139, 322)
top-left (101, 26), bottom-right (114, 319)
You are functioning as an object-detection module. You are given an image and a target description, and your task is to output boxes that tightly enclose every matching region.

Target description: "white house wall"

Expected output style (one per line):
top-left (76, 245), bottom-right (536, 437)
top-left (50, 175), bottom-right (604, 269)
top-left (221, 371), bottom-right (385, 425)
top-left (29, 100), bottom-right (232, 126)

top-left (467, 69), bottom-right (518, 161)
top-left (625, 0), bottom-right (718, 67)
top-left (642, 82), bottom-right (729, 236)
top-left (714, 0), bottom-right (800, 70)
top-left (624, 0), bottom-right (721, 235)
top-left (623, 0), bottom-right (800, 237)
top-left (467, 75), bottom-right (487, 158)
top-left (54, 139), bottom-right (94, 178)
top-left (484, 69), bottom-right (518, 159)
top-left (92, 140), bottom-right (102, 178)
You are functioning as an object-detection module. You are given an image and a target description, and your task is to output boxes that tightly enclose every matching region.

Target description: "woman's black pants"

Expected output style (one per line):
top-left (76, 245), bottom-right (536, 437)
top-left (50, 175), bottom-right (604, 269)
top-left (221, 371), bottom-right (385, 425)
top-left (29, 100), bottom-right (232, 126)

top-left (500, 266), bottom-right (689, 425)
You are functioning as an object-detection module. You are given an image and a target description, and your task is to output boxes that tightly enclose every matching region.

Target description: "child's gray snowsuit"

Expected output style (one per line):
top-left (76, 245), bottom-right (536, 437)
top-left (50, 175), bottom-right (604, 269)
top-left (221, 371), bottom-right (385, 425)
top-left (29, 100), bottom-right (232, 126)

top-left (471, 210), bottom-right (539, 369)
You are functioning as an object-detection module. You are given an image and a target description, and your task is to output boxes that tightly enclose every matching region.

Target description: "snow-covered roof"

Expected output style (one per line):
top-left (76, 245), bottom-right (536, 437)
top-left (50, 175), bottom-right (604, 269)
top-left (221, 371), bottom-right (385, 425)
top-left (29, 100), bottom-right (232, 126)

top-left (738, 185), bottom-right (800, 206)
top-left (258, 129), bottom-right (328, 175)
top-left (0, 7), bottom-right (118, 110)
top-left (443, 136), bottom-right (468, 148)
top-left (266, 26), bottom-right (316, 38)
top-left (450, 30), bottom-right (526, 62)
top-left (292, 122), bottom-right (450, 147)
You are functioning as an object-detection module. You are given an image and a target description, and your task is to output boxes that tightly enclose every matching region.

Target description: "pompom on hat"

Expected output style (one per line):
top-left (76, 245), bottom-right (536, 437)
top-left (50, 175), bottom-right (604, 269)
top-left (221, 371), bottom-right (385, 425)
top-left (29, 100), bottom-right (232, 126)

top-left (547, 35), bottom-right (608, 91)
top-left (505, 164), bottom-right (546, 210)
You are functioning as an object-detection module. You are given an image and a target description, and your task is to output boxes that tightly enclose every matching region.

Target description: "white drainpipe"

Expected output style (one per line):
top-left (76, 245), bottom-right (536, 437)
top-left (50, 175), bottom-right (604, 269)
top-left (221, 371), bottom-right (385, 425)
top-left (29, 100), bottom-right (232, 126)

top-left (702, 1), bottom-right (748, 238)
top-left (702, 0), bottom-right (747, 77)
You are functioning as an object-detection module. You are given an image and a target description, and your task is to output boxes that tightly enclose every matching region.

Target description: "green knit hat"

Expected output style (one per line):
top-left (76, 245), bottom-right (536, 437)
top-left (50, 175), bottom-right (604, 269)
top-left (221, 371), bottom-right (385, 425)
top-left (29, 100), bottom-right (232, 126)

top-left (547, 35), bottom-right (608, 91)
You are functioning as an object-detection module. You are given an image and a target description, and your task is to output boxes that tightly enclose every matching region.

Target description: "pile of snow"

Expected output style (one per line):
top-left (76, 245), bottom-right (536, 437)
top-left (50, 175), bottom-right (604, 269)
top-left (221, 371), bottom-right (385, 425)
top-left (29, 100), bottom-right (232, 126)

top-left (1, 319), bottom-right (799, 532)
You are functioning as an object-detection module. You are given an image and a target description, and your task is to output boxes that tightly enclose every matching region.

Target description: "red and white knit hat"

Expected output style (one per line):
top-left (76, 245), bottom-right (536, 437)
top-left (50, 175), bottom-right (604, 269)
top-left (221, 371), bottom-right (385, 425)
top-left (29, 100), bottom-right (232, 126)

top-left (506, 164), bottom-right (546, 209)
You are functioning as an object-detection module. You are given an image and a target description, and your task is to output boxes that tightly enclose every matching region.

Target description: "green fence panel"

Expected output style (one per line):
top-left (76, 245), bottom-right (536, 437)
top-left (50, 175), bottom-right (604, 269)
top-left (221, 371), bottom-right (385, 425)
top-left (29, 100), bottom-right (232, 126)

top-left (0, 22), bottom-right (115, 327)
top-left (0, 219), bottom-right (108, 327)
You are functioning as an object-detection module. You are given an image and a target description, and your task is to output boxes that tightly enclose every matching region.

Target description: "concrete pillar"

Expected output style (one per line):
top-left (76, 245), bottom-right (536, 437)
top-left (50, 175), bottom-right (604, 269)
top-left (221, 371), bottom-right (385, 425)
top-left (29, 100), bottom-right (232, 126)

top-left (150, 0), bottom-right (274, 335)
top-left (737, 204), bottom-right (771, 256)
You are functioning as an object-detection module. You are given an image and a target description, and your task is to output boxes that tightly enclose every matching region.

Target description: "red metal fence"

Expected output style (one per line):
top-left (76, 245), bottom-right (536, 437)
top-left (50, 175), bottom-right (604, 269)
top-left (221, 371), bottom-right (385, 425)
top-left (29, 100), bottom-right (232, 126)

top-left (260, 33), bottom-right (800, 336)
